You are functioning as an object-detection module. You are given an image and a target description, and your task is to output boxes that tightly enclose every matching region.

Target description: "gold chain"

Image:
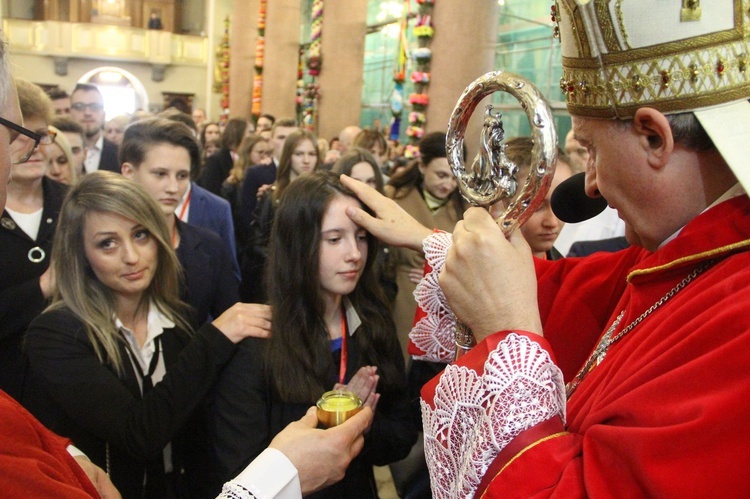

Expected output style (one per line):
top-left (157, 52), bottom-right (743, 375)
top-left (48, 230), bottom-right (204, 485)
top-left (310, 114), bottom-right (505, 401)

top-left (566, 260), bottom-right (713, 399)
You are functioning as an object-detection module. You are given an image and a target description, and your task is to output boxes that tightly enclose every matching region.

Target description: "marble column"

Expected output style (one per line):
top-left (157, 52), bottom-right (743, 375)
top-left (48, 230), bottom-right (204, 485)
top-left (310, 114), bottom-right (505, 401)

top-left (427, 0), bottom-right (498, 149)
top-left (316, 0), bottom-right (368, 142)
top-left (228, 0), bottom-right (260, 120)
top-left (257, 0), bottom-right (302, 121)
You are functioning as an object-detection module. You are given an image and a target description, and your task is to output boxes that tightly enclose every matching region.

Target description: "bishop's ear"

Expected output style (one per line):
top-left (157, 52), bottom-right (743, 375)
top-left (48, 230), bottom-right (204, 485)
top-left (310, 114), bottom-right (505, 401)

top-left (633, 107), bottom-right (674, 169)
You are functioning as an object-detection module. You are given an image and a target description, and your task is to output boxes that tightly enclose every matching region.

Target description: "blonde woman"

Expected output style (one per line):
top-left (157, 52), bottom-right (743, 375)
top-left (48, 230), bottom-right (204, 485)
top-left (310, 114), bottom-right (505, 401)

top-left (0, 79), bottom-right (59, 401)
top-left (43, 125), bottom-right (77, 185)
top-left (23, 171), bottom-right (271, 498)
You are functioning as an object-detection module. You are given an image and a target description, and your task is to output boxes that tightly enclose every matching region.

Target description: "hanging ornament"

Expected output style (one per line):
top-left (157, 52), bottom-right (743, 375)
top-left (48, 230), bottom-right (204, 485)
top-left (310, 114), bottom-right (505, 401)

top-left (251, 0), bottom-right (267, 117)
top-left (307, 0), bottom-right (324, 76)
top-left (404, 0), bottom-right (435, 146)
top-left (390, 0), bottom-right (411, 141)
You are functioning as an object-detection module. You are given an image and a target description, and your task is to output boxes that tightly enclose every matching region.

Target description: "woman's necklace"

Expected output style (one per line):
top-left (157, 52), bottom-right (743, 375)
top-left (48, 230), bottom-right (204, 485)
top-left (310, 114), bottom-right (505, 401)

top-left (565, 260), bottom-right (714, 399)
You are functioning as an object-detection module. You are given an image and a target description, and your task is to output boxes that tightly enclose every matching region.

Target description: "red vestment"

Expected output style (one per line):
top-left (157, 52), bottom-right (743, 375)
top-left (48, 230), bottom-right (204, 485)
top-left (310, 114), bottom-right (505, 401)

top-left (422, 195), bottom-right (750, 497)
top-left (0, 389), bottom-right (98, 497)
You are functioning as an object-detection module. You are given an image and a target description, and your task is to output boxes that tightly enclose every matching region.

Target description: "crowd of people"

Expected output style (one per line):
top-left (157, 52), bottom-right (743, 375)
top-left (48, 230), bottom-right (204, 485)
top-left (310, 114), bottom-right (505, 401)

top-left (3, 0), bottom-right (750, 497)
top-left (0, 67), bottom-right (471, 499)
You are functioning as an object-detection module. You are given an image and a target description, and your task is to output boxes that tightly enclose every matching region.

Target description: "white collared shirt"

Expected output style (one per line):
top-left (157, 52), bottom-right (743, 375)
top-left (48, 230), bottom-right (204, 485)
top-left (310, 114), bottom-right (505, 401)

top-left (176, 182), bottom-right (193, 222)
top-left (116, 304), bottom-right (176, 473)
top-left (83, 134), bottom-right (104, 174)
top-left (116, 304), bottom-right (175, 390)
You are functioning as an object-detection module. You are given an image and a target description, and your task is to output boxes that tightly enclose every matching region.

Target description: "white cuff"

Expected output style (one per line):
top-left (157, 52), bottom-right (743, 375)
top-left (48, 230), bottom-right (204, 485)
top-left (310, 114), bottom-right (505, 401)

top-left (220, 448), bottom-right (301, 499)
top-left (66, 444), bottom-right (87, 459)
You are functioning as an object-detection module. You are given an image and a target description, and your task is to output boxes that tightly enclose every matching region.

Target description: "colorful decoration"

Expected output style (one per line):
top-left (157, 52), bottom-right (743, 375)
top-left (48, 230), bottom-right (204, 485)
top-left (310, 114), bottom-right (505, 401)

top-left (410, 71), bottom-right (430, 84)
top-left (412, 47), bottom-right (432, 64)
top-left (213, 16), bottom-right (231, 123)
top-left (300, 0), bottom-right (324, 131)
top-left (408, 93), bottom-right (430, 106)
top-left (307, 0), bottom-right (324, 76)
top-left (404, 144), bottom-right (420, 159)
top-left (405, 0), bottom-right (435, 149)
top-left (251, 0), bottom-right (267, 117)
top-left (414, 13), bottom-right (434, 39)
top-left (389, 0), bottom-right (410, 141)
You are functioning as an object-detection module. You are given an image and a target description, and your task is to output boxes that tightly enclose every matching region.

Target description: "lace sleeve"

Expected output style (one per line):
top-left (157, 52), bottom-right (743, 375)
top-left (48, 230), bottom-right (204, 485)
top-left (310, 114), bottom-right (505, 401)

top-left (217, 448), bottom-right (301, 499)
top-left (218, 482), bottom-right (258, 499)
top-left (409, 231), bottom-right (457, 363)
top-left (421, 333), bottom-right (566, 498)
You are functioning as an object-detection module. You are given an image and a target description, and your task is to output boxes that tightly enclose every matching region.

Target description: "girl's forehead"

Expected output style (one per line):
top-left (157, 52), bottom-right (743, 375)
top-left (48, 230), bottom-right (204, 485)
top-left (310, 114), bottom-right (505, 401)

top-left (322, 195), bottom-right (361, 222)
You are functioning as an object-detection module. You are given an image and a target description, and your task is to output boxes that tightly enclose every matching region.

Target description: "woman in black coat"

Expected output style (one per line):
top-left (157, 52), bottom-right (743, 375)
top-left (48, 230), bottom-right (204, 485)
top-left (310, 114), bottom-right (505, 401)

top-left (23, 172), bottom-right (271, 498)
top-left (0, 79), bottom-right (61, 401)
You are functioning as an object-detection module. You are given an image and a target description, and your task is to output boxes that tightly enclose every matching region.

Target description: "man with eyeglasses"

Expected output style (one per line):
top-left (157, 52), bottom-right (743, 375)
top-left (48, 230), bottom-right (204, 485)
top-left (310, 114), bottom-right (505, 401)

top-left (69, 83), bottom-right (120, 174)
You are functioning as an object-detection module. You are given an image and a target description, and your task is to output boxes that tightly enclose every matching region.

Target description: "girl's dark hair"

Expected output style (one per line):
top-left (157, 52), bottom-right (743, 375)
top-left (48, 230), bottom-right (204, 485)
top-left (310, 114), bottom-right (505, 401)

top-left (266, 170), bottom-right (402, 403)
top-left (271, 129), bottom-right (319, 202)
top-left (221, 118), bottom-right (248, 150)
top-left (388, 131), bottom-right (466, 213)
top-left (353, 129), bottom-right (388, 156)
top-left (119, 117), bottom-right (201, 174)
top-left (332, 147), bottom-right (385, 193)
top-left (199, 122), bottom-right (220, 148)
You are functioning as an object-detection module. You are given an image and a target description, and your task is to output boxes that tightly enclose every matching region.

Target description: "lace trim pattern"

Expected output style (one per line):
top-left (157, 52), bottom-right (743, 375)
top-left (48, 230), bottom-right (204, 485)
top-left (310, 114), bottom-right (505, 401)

top-left (219, 482), bottom-right (258, 499)
top-left (410, 231), bottom-right (456, 362)
top-left (421, 333), bottom-right (566, 498)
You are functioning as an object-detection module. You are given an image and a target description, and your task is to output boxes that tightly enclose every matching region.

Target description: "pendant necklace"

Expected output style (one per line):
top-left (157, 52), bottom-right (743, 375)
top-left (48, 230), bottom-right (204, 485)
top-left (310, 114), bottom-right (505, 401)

top-left (566, 260), bottom-right (714, 399)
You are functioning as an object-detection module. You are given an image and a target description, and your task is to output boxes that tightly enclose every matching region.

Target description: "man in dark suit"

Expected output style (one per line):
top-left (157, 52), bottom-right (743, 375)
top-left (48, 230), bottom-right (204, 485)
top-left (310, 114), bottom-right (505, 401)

top-left (567, 236), bottom-right (630, 257)
top-left (69, 83), bottom-right (120, 174)
top-left (239, 118), bottom-right (298, 224)
top-left (178, 181), bottom-right (240, 279)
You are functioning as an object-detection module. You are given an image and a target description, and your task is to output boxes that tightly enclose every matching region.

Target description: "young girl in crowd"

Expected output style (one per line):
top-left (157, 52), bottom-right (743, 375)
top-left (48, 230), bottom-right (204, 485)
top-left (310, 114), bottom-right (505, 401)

top-left (22, 171), bottom-right (271, 498)
top-left (333, 147), bottom-right (396, 303)
top-left (493, 137), bottom-right (573, 260)
top-left (210, 171), bottom-right (417, 497)
top-left (386, 131), bottom-right (467, 357)
top-left (239, 129), bottom-right (319, 303)
top-left (43, 125), bottom-right (77, 185)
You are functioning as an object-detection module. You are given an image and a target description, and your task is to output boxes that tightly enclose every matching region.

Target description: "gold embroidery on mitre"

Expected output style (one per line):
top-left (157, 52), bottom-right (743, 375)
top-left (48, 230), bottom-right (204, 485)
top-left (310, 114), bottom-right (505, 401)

top-left (681, 0), bottom-right (702, 22)
top-left (558, 0), bottom-right (750, 119)
top-left (614, 0), bottom-right (632, 49)
top-left (596, 0), bottom-right (620, 53)
top-left (558, 0), bottom-right (588, 59)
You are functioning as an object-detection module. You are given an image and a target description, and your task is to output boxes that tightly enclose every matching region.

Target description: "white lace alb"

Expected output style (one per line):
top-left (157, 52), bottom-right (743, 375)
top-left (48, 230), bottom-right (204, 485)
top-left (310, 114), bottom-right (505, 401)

top-left (421, 333), bottom-right (566, 498)
top-left (409, 231), bottom-right (456, 362)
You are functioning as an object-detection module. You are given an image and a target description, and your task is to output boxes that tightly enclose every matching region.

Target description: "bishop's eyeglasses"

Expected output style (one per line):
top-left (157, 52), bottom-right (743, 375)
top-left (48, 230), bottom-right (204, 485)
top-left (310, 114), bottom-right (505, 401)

top-left (0, 116), bottom-right (56, 164)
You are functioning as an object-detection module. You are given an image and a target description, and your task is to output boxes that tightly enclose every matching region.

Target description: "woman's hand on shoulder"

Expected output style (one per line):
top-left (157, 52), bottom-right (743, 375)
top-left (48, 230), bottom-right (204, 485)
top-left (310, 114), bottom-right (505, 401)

top-left (256, 183), bottom-right (273, 200)
top-left (212, 302), bottom-right (272, 343)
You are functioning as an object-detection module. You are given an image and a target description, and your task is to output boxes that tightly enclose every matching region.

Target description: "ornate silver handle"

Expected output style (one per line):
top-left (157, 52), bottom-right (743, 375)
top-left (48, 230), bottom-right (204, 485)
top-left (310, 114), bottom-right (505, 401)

top-left (445, 71), bottom-right (558, 359)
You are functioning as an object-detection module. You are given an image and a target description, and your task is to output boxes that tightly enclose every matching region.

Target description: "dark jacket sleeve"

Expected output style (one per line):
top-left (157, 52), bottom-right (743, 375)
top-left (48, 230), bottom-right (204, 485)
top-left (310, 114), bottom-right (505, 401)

top-left (240, 174), bottom-right (259, 229)
top-left (207, 337), bottom-right (271, 483)
top-left (0, 279), bottom-right (46, 342)
top-left (24, 309), bottom-right (237, 460)
top-left (198, 151), bottom-right (231, 196)
top-left (209, 230), bottom-right (240, 318)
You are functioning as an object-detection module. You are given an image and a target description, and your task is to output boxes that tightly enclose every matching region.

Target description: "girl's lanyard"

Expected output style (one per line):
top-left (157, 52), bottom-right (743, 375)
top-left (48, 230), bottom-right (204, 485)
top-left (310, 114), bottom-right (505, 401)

top-left (177, 189), bottom-right (192, 222)
top-left (338, 307), bottom-right (348, 385)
